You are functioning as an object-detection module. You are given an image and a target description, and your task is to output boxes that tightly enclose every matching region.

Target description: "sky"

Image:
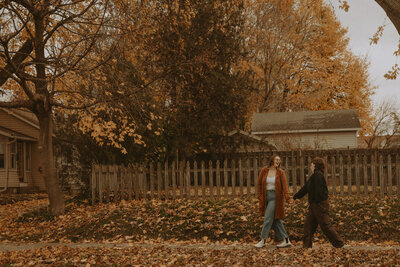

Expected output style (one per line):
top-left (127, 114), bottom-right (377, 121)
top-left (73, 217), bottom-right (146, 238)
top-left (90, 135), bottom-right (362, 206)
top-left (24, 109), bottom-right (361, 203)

top-left (330, 0), bottom-right (400, 110)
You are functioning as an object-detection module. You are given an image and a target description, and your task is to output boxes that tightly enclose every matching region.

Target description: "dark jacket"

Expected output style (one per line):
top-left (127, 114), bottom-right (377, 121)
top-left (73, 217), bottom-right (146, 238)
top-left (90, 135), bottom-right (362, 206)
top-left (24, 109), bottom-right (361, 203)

top-left (293, 170), bottom-right (328, 204)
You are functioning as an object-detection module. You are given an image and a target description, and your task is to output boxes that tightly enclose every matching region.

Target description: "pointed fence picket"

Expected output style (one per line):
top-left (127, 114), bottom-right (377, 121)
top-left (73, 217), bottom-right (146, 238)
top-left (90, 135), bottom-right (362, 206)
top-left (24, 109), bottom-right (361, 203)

top-left (91, 149), bottom-right (400, 204)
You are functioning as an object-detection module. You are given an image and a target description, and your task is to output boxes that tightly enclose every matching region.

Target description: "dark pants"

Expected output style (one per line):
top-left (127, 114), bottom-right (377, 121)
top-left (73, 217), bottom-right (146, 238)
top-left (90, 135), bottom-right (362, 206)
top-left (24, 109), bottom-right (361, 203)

top-left (303, 200), bottom-right (344, 248)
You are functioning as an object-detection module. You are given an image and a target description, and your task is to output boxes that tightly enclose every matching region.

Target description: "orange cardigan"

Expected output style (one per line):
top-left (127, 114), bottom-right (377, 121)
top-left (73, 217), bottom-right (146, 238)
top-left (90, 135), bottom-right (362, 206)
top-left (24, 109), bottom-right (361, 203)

top-left (257, 167), bottom-right (291, 218)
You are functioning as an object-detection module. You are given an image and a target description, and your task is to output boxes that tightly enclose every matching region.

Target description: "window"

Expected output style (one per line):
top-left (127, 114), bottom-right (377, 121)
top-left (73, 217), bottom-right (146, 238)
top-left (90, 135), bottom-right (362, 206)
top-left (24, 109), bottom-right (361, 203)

top-left (0, 142), bottom-right (4, 169)
top-left (25, 143), bottom-right (31, 171)
top-left (10, 142), bottom-right (16, 169)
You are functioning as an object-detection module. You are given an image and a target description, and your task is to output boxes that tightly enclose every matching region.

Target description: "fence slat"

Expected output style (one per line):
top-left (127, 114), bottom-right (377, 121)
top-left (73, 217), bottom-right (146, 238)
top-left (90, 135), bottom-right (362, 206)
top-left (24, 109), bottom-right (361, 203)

top-left (396, 153), bottom-right (400, 196)
top-left (186, 161), bottom-right (191, 199)
top-left (347, 153), bottom-right (352, 195)
top-left (157, 162), bottom-right (162, 199)
top-left (331, 154), bottom-right (336, 196)
top-left (379, 154), bottom-right (384, 197)
top-left (246, 158), bottom-right (251, 197)
top-left (339, 155), bottom-right (344, 195)
top-left (224, 159), bottom-right (228, 197)
top-left (201, 161), bottom-right (206, 198)
top-left (193, 161), bottom-right (198, 200)
top-left (216, 160), bottom-right (221, 199)
top-left (91, 165), bottom-right (97, 204)
top-left (355, 154), bottom-right (360, 195)
top-left (388, 154), bottom-right (392, 195)
top-left (164, 162), bottom-right (169, 199)
top-left (172, 161), bottom-right (177, 200)
top-left (149, 163), bottom-right (154, 199)
top-left (253, 157), bottom-right (258, 197)
top-left (209, 160), bottom-right (214, 199)
top-left (179, 161), bottom-right (184, 198)
top-left (231, 159), bottom-right (236, 198)
top-left (372, 152), bottom-right (377, 193)
top-left (363, 154), bottom-right (368, 195)
top-left (239, 159), bottom-right (243, 197)
top-left (291, 152), bottom-right (297, 193)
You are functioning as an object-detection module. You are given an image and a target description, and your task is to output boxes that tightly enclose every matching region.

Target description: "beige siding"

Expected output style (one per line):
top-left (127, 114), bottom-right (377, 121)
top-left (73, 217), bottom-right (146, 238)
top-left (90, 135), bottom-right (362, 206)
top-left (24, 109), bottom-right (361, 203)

top-left (0, 170), bottom-right (19, 187)
top-left (0, 109), bottom-right (39, 139)
top-left (263, 131), bottom-right (358, 150)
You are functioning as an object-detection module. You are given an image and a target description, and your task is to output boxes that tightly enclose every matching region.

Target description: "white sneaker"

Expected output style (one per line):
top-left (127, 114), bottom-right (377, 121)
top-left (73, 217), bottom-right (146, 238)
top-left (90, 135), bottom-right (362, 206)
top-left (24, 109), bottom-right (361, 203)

top-left (254, 239), bottom-right (266, 248)
top-left (276, 237), bottom-right (291, 248)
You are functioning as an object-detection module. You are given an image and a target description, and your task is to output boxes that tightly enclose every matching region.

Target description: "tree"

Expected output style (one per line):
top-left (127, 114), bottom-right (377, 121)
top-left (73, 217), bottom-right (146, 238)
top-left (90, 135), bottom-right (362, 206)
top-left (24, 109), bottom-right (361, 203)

top-left (244, 0), bottom-right (373, 127)
top-left (146, 0), bottom-right (253, 158)
top-left (360, 99), bottom-right (400, 148)
top-left (0, 0), bottom-right (111, 215)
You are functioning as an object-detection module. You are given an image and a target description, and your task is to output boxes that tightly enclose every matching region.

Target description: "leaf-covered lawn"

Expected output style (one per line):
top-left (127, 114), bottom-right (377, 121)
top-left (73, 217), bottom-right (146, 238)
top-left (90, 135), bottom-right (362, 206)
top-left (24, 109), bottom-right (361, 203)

top-left (0, 194), bottom-right (399, 244)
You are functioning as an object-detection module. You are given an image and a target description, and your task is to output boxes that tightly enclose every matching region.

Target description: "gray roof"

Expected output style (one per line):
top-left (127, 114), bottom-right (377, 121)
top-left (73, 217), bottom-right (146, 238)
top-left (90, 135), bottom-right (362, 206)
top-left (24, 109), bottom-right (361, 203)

top-left (251, 109), bottom-right (361, 134)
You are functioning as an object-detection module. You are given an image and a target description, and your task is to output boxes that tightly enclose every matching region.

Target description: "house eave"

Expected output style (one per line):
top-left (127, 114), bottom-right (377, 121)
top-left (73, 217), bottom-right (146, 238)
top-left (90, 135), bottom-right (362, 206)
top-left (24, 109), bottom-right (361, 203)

top-left (252, 128), bottom-right (362, 135)
top-left (0, 107), bottom-right (40, 130)
top-left (0, 129), bottom-right (37, 141)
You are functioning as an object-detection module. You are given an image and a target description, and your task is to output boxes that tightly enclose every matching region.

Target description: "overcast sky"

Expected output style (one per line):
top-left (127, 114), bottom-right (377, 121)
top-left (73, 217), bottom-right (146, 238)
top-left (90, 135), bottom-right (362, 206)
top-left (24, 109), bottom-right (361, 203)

top-left (330, 0), bottom-right (400, 110)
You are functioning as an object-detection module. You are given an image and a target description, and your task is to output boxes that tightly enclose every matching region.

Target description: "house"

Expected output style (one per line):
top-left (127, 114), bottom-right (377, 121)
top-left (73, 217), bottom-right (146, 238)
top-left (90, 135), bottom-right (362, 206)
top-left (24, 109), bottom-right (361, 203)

top-left (0, 108), bottom-right (45, 192)
top-left (227, 129), bottom-right (277, 153)
top-left (251, 110), bottom-right (362, 150)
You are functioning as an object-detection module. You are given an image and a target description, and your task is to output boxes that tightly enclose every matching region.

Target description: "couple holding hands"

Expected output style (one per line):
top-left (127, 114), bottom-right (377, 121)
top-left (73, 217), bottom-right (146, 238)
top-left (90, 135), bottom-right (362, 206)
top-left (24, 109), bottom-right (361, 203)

top-left (255, 155), bottom-right (346, 249)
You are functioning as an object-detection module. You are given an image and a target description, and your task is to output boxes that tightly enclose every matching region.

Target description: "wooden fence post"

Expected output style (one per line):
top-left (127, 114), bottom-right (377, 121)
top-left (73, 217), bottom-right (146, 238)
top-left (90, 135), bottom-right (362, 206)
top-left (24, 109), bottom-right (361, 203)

top-left (91, 165), bottom-right (97, 204)
top-left (300, 155), bottom-right (305, 188)
top-left (224, 159), bottom-right (228, 198)
top-left (216, 160), bottom-right (221, 199)
top-left (179, 161), bottom-right (184, 198)
top-left (355, 154), bottom-right (360, 195)
top-left (231, 159), bottom-right (236, 198)
top-left (209, 160), bottom-right (214, 199)
top-left (164, 161), bottom-right (169, 199)
top-left (379, 153), bottom-right (384, 197)
top-left (363, 154), bottom-right (368, 195)
top-left (388, 154), bottom-right (392, 196)
top-left (372, 151), bottom-right (377, 193)
top-left (239, 159), bottom-right (243, 197)
top-left (347, 152), bottom-right (352, 195)
top-left (292, 152), bottom-right (297, 193)
top-left (331, 154), bottom-right (336, 196)
top-left (193, 161), bottom-right (198, 200)
top-left (246, 158), bottom-right (251, 197)
top-left (149, 163), bottom-right (154, 199)
top-left (253, 157), bottom-right (258, 197)
top-left (186, 161), bottom-right (191, 199)
top-left (396, 153), bottom-right (400, 196)
top-left (172, 161), bottom-right (177, 200)
top-left (201, 161), bottom-right (206, 198)
top-left (339, 155), bottom-right (344, 195)
top-left (157, 162), bottom-right (162, 199)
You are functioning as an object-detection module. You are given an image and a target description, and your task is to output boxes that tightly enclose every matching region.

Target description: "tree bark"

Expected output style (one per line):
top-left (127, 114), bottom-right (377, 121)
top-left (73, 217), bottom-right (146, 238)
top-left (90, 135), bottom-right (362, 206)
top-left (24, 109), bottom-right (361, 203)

top-left (37, 111), bottom-right (65, 215)
top-left (0, 39), bottom-right (33, 86)
top-left (375, 0), bottom-right (400, 35)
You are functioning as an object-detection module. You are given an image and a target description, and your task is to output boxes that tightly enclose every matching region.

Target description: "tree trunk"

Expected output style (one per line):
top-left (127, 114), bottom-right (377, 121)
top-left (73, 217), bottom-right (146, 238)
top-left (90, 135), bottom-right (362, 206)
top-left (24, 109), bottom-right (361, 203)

top-left (37, 112), bottom-right (65, 215)
top-left (375, 0), bottom-right (400, 35)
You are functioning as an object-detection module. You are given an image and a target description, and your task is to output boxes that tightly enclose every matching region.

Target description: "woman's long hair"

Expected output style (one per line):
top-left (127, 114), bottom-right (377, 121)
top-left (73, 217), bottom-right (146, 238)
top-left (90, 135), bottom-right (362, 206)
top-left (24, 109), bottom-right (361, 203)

top-left (268, 155), bottom-right (281, 168)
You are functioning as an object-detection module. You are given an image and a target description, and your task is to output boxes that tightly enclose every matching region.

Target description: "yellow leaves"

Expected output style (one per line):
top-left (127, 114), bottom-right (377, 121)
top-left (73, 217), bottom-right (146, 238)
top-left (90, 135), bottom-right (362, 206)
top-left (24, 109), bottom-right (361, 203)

top-left (384, 64), bottom-right (400, 80)
top-left (338, 0), bottom-right (350, 12)
top-left (370, 24), bottom-right (386, 45)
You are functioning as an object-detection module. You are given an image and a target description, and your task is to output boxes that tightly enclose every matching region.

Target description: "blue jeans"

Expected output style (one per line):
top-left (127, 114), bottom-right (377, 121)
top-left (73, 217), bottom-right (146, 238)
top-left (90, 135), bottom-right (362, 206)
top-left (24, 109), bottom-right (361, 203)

top-left (260, 190), bottom-right (289, 240)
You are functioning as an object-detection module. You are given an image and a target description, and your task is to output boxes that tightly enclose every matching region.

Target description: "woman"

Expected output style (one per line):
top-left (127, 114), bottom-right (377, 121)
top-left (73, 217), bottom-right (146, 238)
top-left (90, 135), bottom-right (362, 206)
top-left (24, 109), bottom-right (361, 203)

top-left (293, 157), bottom-right (346, 248)
top-left (255, 155), bottom-right (292, 248)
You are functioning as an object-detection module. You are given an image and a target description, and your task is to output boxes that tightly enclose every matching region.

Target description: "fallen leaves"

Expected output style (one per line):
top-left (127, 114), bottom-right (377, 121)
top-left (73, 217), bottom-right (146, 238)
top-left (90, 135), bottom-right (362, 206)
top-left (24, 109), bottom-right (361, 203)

top-left (0, 194), bottom-right (399, 246)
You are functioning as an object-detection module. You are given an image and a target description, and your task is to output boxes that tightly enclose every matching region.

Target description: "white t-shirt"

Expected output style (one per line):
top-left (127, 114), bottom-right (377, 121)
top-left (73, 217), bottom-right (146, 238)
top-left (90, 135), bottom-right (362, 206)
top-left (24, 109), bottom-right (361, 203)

top-left (266, 176), bottom-right (276, 190)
